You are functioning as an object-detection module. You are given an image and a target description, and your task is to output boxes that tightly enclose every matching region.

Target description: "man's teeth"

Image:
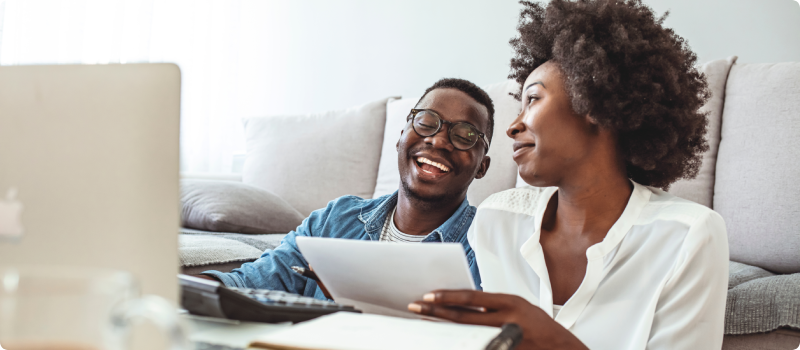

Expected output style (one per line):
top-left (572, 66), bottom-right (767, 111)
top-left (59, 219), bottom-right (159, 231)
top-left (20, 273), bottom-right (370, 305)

top-left (417, 157), bottom-right (450, 173)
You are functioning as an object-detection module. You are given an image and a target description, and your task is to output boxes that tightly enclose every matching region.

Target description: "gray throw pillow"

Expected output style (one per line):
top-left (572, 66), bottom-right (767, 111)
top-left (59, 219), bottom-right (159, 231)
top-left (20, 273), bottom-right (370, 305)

top-left (181, 179), bottom-right (305, 234)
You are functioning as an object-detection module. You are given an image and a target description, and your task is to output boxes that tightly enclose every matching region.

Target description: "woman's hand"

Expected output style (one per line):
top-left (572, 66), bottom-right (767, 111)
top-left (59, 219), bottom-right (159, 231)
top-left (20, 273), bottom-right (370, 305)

top-left (407, 290), bottom-right (588, 350)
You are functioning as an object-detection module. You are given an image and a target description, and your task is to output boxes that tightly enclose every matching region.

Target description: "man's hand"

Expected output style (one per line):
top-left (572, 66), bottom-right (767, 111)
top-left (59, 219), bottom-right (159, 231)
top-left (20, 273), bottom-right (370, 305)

top-left (192, 274), bottom-right (221, 282)
top-left (407, 290), bottom-right (588, 350)
top-left (308, 266), bottom-right (333, 300)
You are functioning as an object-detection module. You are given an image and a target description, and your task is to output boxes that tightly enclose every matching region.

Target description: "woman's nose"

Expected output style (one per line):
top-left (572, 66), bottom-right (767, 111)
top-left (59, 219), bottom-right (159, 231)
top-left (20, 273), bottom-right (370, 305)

top-left (507, 111), bottom-right (526, 138)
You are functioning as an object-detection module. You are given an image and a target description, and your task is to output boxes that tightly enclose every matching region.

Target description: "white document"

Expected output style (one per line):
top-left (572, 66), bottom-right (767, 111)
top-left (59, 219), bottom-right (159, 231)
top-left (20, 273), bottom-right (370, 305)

top-left (295, 237), bottom-right (475, 318)
top-left (249, 312), bottom-right (500, 350)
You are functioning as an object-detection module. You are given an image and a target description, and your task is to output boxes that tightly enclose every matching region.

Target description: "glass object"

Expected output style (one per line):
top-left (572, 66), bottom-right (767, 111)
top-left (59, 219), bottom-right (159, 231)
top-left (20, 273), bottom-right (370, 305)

top-left (407, 109), bottom-right (490, 151)
top-left (0, 266), bottom-right (187, 350)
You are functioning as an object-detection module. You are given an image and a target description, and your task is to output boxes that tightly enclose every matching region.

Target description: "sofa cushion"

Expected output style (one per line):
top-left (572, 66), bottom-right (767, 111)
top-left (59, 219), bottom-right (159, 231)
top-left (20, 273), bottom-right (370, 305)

top-left (178, 228), bottom-right (285, 268)
top-left (243, 97), bottom-right (393, 216)
top-left (181, 179), bottom-right (305, 234)
top-left (728, 260), bottom-right (775, 290)
top-left (466, 80), bottom-right (523, 206)
top-left (372, 80), bottom-right (522, 206)
top-left (714, 62), bottom-right (800, 273)
top-left (373, 97), bottom-right (419, 199)
top-left (726, 261), bottom-right (800, 335)
top-left (668, 57), bottom-right (737, 208)
top-left (722, 328), bottom-right (800, 350)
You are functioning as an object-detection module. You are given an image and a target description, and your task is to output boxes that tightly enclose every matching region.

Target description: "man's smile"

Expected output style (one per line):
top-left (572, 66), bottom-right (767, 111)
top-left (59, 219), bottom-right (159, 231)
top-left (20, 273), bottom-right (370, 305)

top-left (411, 153), bottom-right (453, 180)
top-left (417, 156), bottom-right (450, 173)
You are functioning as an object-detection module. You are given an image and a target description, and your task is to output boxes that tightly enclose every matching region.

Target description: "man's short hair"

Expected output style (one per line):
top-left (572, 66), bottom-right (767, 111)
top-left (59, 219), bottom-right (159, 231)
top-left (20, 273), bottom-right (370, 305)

top-left (416, 78), bottom-right (495, 146)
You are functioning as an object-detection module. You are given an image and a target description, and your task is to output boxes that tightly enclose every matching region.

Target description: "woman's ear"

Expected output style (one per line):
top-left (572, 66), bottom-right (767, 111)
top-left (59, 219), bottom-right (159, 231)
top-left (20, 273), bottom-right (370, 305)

top-left (585, 114), bottom-right (600, 125)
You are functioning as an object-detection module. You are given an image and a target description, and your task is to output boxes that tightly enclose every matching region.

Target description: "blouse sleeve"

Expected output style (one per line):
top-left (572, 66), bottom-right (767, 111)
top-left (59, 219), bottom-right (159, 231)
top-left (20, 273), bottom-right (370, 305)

top-left (646, 210), bottom-right (729, 349)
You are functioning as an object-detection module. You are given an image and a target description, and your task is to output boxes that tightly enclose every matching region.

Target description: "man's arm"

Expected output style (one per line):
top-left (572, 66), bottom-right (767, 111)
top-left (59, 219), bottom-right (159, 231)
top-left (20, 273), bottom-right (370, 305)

top-left (465, 243), bottom-right (482, 291)
top-left (462, 214), bottom-right (482, 290)
top-left (193, 274), bottom-right (220, 282)
top-left (200, 202), bottom-right (338, 297)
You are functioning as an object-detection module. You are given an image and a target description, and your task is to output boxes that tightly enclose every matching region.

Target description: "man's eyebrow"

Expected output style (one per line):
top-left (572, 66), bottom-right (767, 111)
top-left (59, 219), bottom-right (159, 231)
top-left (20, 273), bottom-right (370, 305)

top-left (524, 81), bottom-right (546, 92)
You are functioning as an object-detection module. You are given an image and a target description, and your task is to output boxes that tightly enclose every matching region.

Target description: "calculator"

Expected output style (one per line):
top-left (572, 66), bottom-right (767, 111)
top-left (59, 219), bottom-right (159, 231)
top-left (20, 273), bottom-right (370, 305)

top-left (179, 274), bottom-right (360, 323)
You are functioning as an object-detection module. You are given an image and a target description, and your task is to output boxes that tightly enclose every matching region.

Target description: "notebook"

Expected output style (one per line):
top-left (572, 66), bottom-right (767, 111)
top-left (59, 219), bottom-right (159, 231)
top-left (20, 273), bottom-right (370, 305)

top-left (249, 312), bottom-right (501, 350)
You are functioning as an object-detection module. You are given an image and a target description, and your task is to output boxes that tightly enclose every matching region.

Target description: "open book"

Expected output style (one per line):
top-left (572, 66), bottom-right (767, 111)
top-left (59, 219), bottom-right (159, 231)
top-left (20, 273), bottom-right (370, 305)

top-left (249, 312), bottom-right (501, 350)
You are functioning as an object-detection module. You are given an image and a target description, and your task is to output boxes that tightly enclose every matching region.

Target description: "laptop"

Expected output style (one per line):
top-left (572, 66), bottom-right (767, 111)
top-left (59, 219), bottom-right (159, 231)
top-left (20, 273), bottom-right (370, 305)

top-left (0, 64), bottom-right (181, 303)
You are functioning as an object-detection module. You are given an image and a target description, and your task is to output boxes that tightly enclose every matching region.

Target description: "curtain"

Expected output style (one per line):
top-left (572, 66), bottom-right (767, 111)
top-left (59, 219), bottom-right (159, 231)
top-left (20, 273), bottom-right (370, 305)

top-left (0, 0), bottom-right (259, 173)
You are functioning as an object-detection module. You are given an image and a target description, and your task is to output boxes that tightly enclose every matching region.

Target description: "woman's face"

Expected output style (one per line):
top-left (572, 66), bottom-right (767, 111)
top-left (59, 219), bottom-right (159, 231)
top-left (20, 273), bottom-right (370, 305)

top-left (507, 61), bottom-right (600, 187)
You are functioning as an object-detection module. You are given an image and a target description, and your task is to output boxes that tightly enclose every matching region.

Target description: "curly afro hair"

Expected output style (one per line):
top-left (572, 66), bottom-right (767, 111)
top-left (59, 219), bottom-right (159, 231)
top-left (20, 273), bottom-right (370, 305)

top-left (509, 0), bottom-right (710, 189)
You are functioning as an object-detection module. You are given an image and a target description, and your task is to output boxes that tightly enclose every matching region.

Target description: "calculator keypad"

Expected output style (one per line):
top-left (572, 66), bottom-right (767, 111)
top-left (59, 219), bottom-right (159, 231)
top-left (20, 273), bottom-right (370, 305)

top-left (229, 287), bottom-right (356, 311)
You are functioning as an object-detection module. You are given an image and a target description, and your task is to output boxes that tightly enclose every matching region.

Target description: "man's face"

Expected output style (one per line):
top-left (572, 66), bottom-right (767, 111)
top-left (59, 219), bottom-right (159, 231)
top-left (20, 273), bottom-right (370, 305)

top-left (396, 88), bottom-right (491, 203)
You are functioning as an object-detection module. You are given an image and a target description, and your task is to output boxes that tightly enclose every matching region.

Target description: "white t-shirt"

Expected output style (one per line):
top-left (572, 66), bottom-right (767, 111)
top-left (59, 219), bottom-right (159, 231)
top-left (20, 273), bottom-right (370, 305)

top-left (379, 206), bottom-right (427, 243)
top-left (468, 181), bottom-right (729, 350)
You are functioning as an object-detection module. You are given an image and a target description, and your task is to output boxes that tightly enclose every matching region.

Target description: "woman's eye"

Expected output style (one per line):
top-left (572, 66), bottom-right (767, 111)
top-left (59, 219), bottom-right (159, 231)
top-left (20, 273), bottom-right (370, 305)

top-left (527, 95), bottom-right (539, 105)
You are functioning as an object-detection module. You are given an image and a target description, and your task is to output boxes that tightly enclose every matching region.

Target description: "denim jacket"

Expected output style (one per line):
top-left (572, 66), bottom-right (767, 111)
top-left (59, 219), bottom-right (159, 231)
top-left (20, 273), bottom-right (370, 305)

top-left (204, 191), bottom-right (481, 300)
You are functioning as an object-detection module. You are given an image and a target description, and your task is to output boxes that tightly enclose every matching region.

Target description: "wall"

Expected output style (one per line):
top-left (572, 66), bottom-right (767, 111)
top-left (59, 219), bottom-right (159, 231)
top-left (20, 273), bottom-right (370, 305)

top-left (248, 0), bottom-right (800, 116)
top-left (235, 0), bottom-right (521, 116)
top-left (647, 0), bottom-right (800, 65)
top-left (1, 0), bottom-right (797, 172)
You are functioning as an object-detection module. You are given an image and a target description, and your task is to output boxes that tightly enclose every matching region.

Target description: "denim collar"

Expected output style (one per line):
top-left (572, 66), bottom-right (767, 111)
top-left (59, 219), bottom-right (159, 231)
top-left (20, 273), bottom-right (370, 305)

top-left (358, 191), bottom-right (473, 243)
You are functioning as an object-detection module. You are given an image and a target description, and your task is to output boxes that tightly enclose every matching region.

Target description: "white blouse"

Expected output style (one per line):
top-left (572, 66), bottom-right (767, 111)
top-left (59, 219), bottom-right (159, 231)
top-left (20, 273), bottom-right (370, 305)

top-left (468, 181), bottom-right (729, 350)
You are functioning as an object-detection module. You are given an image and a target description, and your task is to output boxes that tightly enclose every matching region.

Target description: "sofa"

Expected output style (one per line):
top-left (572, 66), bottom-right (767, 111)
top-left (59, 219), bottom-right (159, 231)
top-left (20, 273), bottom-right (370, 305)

top-left (179, 56), bottom-right (800, 349)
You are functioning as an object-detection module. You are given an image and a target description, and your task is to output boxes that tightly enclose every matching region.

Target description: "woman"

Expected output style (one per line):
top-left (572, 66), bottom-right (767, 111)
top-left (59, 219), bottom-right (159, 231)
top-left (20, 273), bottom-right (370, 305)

top-left (407, 0), bottom-right (729, 349)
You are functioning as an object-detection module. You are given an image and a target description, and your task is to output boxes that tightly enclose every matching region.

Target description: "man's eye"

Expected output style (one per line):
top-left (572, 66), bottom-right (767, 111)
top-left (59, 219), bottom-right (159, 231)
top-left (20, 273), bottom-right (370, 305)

top-left (454, 135), bottom-right (471, 143)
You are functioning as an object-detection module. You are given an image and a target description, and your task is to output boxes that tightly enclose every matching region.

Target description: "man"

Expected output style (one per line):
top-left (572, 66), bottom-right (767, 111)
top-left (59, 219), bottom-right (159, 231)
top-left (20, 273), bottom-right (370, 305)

top-left (199, 78), bottom-right (494, 300)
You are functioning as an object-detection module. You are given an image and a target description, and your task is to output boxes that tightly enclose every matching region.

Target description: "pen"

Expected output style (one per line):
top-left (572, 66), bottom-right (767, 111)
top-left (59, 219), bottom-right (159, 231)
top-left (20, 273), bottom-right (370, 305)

top-left (484, 323), bottom-right (523, 350)
top-left (291, 266), bottom-right (320, 282)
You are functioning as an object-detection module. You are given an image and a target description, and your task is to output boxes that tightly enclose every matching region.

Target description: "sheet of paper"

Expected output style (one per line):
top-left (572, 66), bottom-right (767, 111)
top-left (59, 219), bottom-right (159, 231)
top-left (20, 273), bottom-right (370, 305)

top-left (295, 237), bottom-right (475, 318)
top-left (249, 312), bottom-right (501, 350)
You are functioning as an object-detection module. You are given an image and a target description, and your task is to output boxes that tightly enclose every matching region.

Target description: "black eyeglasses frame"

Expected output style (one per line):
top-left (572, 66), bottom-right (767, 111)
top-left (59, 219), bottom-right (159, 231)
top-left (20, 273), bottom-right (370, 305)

top-left (406, 108), bottom-right (490, 152)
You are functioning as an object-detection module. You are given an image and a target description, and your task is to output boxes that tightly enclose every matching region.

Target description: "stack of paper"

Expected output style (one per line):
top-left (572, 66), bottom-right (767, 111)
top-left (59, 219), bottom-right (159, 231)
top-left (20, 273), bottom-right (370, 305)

top-left (295, 237), bottom-right (476, 319)
top-left (249, 312), bottom-right (501, 350)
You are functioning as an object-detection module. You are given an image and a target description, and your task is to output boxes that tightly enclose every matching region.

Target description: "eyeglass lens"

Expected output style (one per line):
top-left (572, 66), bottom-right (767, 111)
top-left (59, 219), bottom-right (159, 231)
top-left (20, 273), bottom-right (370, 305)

top-left (412, 110), bottom-right (480, 150)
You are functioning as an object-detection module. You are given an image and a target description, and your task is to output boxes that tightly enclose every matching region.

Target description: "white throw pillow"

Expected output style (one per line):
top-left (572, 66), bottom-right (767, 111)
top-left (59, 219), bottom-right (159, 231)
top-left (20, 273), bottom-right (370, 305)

top-left (468, 80), bottom-right (522, 205)
top-left (372, 97), bottom-right (420, 199)
top-left (243, 97), bottom-right (394, 216)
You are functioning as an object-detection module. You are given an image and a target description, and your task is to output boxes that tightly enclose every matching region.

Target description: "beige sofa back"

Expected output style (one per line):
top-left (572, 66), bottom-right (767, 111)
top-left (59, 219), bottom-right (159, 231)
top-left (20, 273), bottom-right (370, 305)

top-left (239, 58), bottom-right (800, 274)
top-left (668, 57), bottom-right (738, 208)
top-left (668, 58), bottom-right (800, 273)
top-left (714, 62), bottom-right (800, 274)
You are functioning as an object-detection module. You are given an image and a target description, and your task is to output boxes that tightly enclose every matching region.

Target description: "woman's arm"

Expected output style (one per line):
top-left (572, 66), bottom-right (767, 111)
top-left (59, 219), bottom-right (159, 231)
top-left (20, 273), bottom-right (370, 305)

top-left (408, 290), bottom-right (588, 350)
top-left (646, 211), bottom-right (729, 349)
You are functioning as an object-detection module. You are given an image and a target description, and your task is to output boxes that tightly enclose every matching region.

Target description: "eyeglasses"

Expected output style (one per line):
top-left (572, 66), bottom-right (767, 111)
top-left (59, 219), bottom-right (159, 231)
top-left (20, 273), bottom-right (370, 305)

top-left (406, 109), bottom-right (490, 151)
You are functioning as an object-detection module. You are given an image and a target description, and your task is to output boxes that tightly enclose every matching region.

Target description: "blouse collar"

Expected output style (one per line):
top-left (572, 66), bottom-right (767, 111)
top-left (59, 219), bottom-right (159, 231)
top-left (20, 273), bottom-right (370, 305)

top-left (518, 180), bottom-right (652, 329)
